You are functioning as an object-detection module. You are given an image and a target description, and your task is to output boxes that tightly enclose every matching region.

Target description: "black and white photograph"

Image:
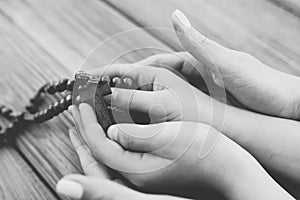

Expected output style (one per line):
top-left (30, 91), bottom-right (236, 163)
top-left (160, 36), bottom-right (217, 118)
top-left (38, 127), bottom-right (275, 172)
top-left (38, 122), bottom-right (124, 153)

top-left (0, 0), bottom-right (300, 199)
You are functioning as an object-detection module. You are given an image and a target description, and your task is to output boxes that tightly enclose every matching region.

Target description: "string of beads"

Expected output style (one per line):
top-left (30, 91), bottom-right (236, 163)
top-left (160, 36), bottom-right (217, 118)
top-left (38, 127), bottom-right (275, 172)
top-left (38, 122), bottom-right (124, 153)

top-left (0, 73), bottom-right (132, 145)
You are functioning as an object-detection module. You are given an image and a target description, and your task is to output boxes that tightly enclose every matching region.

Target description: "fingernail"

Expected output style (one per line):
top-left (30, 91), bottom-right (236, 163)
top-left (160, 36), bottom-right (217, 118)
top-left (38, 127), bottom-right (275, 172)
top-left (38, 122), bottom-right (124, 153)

top-left (172, 9), bottom-right (191, 28)
top-left (107, 125), bottom-right (118, 140)
top-left (56, 179), bottom-right (84, 199)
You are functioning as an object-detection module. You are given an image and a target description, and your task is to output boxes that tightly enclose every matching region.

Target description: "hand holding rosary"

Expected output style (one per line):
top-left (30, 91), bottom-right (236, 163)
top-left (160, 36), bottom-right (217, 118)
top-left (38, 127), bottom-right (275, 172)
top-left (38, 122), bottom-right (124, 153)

top-left (0, 71), bottom-right (122, 145)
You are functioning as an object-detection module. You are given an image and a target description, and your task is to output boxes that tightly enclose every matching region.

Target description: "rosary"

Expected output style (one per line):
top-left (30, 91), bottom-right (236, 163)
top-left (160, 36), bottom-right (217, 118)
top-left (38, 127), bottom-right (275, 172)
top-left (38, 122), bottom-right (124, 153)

top-left (0, 71), bottom-right (117, 145)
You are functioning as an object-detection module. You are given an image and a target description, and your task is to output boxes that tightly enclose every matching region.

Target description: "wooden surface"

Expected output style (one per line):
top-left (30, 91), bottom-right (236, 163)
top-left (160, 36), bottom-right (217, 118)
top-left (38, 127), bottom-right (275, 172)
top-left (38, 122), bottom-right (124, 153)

top-left (0, 0), bottom-right (299, 199)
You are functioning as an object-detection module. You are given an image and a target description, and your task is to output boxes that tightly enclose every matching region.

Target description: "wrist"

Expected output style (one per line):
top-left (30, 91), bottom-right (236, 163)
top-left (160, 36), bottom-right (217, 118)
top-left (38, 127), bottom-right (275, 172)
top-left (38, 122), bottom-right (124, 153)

top-left (287, 76), bottom-right (300, 120)
top-left (201, 134), bottom-right (293, 200)
top-left (292, 90), bottom-right (300, 121)
top-left (219, 143), bottom-right (294, 200)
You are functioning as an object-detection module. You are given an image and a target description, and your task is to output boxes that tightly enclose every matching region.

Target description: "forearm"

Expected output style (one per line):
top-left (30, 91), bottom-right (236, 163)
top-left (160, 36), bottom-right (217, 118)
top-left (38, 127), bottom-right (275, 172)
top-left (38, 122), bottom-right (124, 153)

top-left (286, 73), bottom-right (300, 120)
top-left (201, 133), bottom-right (294, 200)
top-left (224, 148), bottom-right (294, 200)
top-left (223, 104), bottom-right (300, 184)
top-left (196, 91), bottom-right (300, 187)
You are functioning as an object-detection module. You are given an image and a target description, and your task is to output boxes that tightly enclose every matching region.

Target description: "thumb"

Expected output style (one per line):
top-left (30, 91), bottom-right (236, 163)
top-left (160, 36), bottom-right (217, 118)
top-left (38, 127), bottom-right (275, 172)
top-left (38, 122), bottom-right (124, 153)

top-left (104, 88), bottom-right (173, 123)
top-left (107, 122), bottom-right (178, 153)
top-left (56, 174), bottom-right (142, 200)
top-left (171, 9), bottom-right (235, 86)
top-left (68, 128), bottom-right (112, 178)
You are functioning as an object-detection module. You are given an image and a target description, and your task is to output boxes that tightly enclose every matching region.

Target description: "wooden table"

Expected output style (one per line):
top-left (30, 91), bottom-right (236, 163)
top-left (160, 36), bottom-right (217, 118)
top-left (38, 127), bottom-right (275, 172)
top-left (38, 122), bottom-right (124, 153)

top-left (0, 0), bottom-right (299, 199)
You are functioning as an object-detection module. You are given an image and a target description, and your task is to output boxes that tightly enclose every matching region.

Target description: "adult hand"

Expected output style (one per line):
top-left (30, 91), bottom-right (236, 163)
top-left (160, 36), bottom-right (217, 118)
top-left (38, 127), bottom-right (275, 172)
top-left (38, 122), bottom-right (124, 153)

top-left (69, 103), bottom-right (294, 200)
top-left (172, 9), bottom-right (300, 120)
top-left (135, 52), bottom-right (244, 107)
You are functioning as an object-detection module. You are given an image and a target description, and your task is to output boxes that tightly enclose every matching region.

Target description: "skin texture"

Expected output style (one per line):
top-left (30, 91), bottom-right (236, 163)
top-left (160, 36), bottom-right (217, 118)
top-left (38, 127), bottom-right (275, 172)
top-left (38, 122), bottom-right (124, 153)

top-left (132, 52), bottom-right (300, 195)
top-left (57, 128), bottom-right (187, 200)
top-left (88, 54), bottom-right (300, 196)
top-left (55, 10), bottom-right (300, 200)
top-left (172, 10), bottom-right (300, 120)
top-left (60, 104), bottom-right (294, 200)
top-left (89, 63), bottom-right (208, 124)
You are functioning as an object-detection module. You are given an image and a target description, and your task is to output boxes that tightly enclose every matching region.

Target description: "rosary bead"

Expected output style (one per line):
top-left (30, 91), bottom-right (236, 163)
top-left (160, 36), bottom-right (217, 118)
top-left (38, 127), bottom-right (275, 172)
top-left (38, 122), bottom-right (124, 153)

top-left (56, 79), bottom-right (68, 92)
top-left (59, 98), bottom-right (66, 110)
top-left (48, 105), bottom-right (54, 113)
top-left (66, 95), bottom-right (72, 106)
top-left (112, 77), bottom-right (121, 86)
top-left (26, 105), bottom-right (38, 114)
top-left (22, 112), bottom-right (33, 121)
top-left (53, 102), bottom-right (60, 115)
top-left (46, 82), bottom-right (56, 94)
top-left (123, 77), bottom-right (133, 87)
top-left (5, 123), bottom-right (14, 133)
top-left (29, 97), bottom-right (42, 105)
top-left (40, 109), bottom-right (49, 121)
top-left (67, 79), bottom-right (75, 91)
top-left (101, 76), bottom-right (110, 83)
top-left (33, 112), bottom-right (41, 121)
top-left (1, 106), bottom-right (12, 115)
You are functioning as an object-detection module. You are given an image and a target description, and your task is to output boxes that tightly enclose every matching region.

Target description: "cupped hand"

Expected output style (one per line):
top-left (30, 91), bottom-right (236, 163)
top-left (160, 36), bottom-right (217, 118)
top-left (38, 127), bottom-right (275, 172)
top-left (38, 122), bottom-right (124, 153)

top-left (56, 127), bottom-right (189, 200)
top-left (172, 9), bottom-right (300, 120)
top-left (70, 103), bottom-right (242, 197)
top-left (134, 52), bottom-right (245, 108)
top-left (89, 62), bottom-right (212, 124)
top-left (57, 174), bottom-right (193, 200)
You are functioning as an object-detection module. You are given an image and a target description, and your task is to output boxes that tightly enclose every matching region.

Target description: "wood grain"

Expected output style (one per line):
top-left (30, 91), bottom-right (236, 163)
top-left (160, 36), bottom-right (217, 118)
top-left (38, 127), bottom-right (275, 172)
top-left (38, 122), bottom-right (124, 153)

top-left (0, 0), bottom-right (170, 71)
top-left (267, 0), bottom-right (300, 18)
top-left (1, 0), bottom-right (300, 199)
top-left (104, 0), bottom-right (300, 76)
top-left (0, 147), bottom-right (57, 200)
top-left (0, 0), bottom-right (172, 198)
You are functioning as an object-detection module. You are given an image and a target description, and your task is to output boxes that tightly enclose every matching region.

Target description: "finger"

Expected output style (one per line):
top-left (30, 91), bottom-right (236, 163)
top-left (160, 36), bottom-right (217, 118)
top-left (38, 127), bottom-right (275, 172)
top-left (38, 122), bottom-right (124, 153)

top-left (103, 88), bottom-right (170, 123)
top-left (136, 52), bottom-right (192, 80)
top-left (137, 52), bottom-right (210, 93)
top-left (78, 103), bottom-right (98, 131)
top-left (107, 123), bottom-right (178, 153)
top-left (56, 174), bottom-right (141, 200)
top-left (88, 64), bottom-right (161, 90)
top-left (136, 52), bottom-right (187, 70)
top-left (172, 9), bottom-right (233, 73)
top-left (69, 128), bottom-right (111, 178)
top-left (68, 105), bottom-right (74, 116)
top-left (78, 103), bottom-right (165, 173)
top-left (71, 105), bottom-right (89, 144)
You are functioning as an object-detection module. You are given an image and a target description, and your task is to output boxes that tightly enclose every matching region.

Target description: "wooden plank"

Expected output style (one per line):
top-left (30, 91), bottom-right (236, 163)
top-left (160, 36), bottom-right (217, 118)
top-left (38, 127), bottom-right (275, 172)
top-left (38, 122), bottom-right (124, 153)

top-left (0, 0), bottom-right (172, 196)
top-left (0, 0), bottom-right (170, 71)
top-left (0, 14), bottom-right (82, 196)
top-left (103, 0), bottom-right (300, 76)
top-left (267, 0), bottom-right (300, 18)
top-left (0, 147), bottom-right (57, 200)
